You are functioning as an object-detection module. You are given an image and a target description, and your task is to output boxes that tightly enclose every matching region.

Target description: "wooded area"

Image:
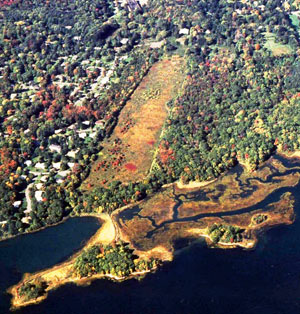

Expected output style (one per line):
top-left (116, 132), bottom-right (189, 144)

top-left (1, 0), bottom-right (300, 238)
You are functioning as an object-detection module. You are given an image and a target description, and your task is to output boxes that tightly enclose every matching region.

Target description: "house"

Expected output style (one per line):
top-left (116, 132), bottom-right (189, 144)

top-left (35, 162), bottom-right (45, 170)
top-left (13, 201), bottom-right (22, 208)
top-left (21, 216), bottom-right (32, 224)
top-left (79, 132), bottom-right (87, 139)
top-left (95, 120), bottom-right (105, 128)
top-left (35, 191), bottom-right (43, 202)
top-left (179, 28), bottom-right (189, 35)
top-left (67, 149), bottom-right (79, 158)
top-left (24, 160), bottom-right (32, 167)
top-left (121, 38), bottom-right (129, 45)
top-left (53, 162), bottom-right (61, 169)
top-left (49, 144), bottom-right (62, 153)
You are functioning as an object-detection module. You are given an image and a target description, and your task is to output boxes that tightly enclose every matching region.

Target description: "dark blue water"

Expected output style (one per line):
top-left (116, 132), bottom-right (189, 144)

top-left (2, 157), bottom-right (300, 314)
top-left (0, 217), bottom-right (101, 314)
top-left (10, 220), bottom-right (300, 314)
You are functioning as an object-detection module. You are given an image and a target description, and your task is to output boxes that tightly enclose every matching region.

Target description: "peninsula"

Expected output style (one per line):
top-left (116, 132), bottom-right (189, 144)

top-left (1, 0), bottom-right (300, 311)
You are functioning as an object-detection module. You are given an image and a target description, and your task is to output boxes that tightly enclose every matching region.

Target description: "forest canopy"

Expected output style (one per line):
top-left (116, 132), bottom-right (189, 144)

top-left (1, 0), bottom-right (300, 238)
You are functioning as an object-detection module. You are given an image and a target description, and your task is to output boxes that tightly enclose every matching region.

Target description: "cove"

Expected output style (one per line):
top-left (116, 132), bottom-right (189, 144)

top-left (0, 217), bottom-right (100, 314)
top-left (3, 156), bottom-right (300, 314)
top-left (9, 215), bottom-right (300, 314)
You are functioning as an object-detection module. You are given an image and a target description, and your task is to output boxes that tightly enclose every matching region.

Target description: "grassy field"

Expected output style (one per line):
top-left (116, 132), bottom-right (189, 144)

top-left (263, 32), bottom-right (293, 56)
top-left (83, 56), bottom-right (185, 189)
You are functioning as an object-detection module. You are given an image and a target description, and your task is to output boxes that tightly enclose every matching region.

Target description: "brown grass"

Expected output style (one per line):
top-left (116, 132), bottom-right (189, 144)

top-left (177, 158), bottom-right (300, 218)
top-left (115, 156), bottom-right (299, 253)
top-left (9, 156), bottom-right (299, 309)
top-left (83, 56), bottom-right (185, 189)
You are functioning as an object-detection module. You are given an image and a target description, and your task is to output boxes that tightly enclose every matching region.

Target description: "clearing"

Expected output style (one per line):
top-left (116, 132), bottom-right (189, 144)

top-left (83, 56), bottom-right (185, 188)
top-left (263, 32), bottom-right (293, 56)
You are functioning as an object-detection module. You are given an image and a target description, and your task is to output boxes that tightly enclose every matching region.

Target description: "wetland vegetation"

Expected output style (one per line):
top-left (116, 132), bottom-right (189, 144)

top-left (116, 155), bottom-right (297, 253)
top-left (2, 0), bottom-right (300, 310)
top-left (2, 0), bottom-right (300, 238)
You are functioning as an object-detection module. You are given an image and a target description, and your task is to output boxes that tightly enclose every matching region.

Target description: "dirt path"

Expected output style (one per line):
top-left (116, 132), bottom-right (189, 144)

top-left (24, 183), bottom-right (33, 214)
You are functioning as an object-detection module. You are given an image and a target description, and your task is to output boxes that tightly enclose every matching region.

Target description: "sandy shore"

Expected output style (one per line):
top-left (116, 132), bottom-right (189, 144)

top-left (134, 245), bottom-right (173, 262)
top-left (9, 264), bottom-right (154, 311)
top-left (8, 212), bottom-right (161, 310)
top-left (8, 213), bottom-right (117, 310)
top-left (278, 150), bottom-right (300, 159)
top-left (291, 151), bottom-right (300, 158)
top-left (86, 213), bottom-right (116, 244)
top-left (176, 178), bottom-right (216, 189)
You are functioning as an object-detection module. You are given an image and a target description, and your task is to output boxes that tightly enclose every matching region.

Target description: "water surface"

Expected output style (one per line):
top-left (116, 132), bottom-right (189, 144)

top-left (0, 217), bottom-right (100, 314)
top-left (2, 157), bottom-right (300, 314)
top-left (11, 219), bottom-right (300, 314)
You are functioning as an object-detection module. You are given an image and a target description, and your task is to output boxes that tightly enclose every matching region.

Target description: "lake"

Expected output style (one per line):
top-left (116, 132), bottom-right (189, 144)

top-left (1, 158), bottom-right (300, 314)
top-left (0, 217), bottom-right (101, 314)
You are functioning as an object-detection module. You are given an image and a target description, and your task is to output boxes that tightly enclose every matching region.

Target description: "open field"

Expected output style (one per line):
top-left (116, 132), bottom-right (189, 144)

top-left (263, 32), bottom-right (293, 56)
top-left (83, 56), bottom-right (185, 189)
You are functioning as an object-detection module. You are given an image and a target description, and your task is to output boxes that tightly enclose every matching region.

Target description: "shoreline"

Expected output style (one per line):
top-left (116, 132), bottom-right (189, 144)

top-left (0, 215), bottom-right (72, 244)
top-left (0, 212), bottom-right (107, 244)
top-left (187, 228), bottom-right (256, 250)
top-left (9, 265), bottom-right (156, 311)
top-left (8, 213), bottom-right (117, 310)
top-left (202, 233), bottom-right (256, 250)
top-left (9, 266), bottom-right (156, 311)
top-left (8, 212), bottom-right (157, 311)
top-left (175, 178), bottom-right (216, 190)
top-left (7, 152), bottom-right (299, 310)
top-left (278, 149), bottom-right (300, 159)
top-left (8, 196), bottom-right (295, 310)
